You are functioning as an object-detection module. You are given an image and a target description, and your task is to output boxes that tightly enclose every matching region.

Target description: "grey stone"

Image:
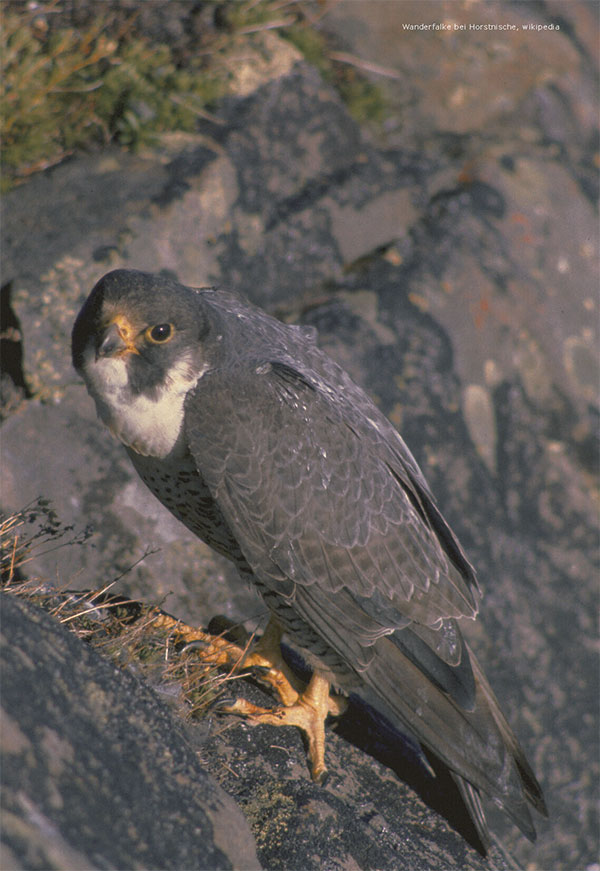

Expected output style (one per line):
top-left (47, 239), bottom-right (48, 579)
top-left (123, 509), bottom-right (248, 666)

top-left (0, 387), bottom-right (259, 626)
top-left (197, 670), bottom-right (516, 871)
top-left (0, 593), bottom-right (261, 871)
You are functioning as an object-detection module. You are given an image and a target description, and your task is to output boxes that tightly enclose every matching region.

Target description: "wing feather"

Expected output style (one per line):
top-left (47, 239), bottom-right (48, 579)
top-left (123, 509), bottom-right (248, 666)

top-left (186, 360), bottom-right (478, 633)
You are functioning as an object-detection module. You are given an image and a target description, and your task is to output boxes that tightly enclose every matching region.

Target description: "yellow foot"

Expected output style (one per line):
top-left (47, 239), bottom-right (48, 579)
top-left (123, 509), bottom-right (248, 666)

top-left (236, 614), bottom-right (305, 707)
top-left (150, 611), bottom-right (300, 705)
top-left (152, 609), bottom-right (348, 780)
top-left (222, 671), bottom-right (337, 784)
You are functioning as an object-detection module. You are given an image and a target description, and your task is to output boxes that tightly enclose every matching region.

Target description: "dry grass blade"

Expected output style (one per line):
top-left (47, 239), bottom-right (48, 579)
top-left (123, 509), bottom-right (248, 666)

top-left (328, 51), bottom-right (403, 80)
top-left (1, 501), bottom-right (267, 721)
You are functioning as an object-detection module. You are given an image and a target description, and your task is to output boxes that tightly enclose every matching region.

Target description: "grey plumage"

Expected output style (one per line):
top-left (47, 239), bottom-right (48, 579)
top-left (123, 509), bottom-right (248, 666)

top-left (72, 268), bottom-right (547, 847)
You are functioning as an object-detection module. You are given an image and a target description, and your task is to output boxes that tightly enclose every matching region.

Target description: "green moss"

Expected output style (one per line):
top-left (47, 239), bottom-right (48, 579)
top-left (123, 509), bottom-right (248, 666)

top-left (1, 2), bottom-right (388, 191)
top-left (92, 41), bottom-right (225, 148)
top-left (338, 72), bottom-right (388, 125)
top-left (2, 18), bottom-right (107, 183)
top-left (283, 23), bottom-right (330, 75)
top-left (0, 7), bottom-right (225, 189)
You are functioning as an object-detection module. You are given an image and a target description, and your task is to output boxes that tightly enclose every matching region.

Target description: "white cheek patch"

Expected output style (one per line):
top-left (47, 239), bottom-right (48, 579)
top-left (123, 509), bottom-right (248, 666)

top-left (83, 352), bottom-right (206, 459)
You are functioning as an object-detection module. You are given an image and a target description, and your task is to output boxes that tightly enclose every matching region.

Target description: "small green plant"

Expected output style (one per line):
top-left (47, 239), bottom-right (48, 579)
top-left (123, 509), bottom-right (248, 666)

top-left (2, 8), bottom-right (116, 186)
top-left (0, 1), bottom-right (388, 191)
top-left (0, 3), bottom-right (225, 189)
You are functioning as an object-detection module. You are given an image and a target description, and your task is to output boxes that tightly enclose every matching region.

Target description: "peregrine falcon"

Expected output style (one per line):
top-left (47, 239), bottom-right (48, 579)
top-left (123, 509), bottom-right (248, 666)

top-left (72, 268), bottom-right (547, 847)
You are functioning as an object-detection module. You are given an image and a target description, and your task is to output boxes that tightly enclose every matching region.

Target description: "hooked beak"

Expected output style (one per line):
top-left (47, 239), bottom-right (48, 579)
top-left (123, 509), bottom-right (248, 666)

top-left (97, 316), bottom-right (140, 359)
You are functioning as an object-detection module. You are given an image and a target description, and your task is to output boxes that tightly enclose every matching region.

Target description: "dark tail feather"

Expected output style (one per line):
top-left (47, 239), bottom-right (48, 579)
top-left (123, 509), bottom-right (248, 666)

top-left (363, 635), bottom-right (547, 840)
top-left (468, 649), bottom-right (548, 821)
top-left (451, 774), bottom-right (492, 852)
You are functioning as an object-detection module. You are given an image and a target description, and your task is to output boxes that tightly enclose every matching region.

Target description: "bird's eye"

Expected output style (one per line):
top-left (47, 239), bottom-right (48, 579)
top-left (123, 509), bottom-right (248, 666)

top-left (147, 323), bottom-right (173, 343)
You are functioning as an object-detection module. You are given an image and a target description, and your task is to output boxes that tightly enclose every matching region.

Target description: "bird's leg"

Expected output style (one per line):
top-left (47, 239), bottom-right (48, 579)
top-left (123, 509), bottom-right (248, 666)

top-left (236, 615), bottom-right (304, 706)
top-left (213, 613), bottom-right (347, 719)
top-left (153, 609), bottom-right (348, 781)
top-left (224, 671), bottom-right (336, 784)
top-left (152, 611), bottom-right (302, 708)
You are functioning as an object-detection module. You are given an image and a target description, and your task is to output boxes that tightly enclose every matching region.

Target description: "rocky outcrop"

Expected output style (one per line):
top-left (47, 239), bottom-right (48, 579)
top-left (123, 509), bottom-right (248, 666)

top-left (2, 592), bottom-right (519, 870)
top-left (1, 3), bottom-right (597, 869)
top-left (0, 593), bottom-right (261, 871)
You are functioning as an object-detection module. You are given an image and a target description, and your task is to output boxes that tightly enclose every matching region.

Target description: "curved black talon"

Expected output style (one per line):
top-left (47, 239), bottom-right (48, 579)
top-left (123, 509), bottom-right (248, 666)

top-left (249, 665), bottom-right (272, 678)
top-left (179, 639), bottom-right (213, 655)
top-left (206, 693), bottom-right (237, 714)
top-left (315, 768), bottom-right (330, 787)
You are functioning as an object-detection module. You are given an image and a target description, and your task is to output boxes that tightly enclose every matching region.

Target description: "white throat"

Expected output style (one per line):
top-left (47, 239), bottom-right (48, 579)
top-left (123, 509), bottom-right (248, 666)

top-left (82, 351), bottom-right (204, 458)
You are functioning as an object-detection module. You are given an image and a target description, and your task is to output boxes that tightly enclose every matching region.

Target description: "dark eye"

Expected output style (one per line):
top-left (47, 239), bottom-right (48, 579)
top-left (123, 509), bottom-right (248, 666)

top-left (147, 323), bottom-right (173, 343)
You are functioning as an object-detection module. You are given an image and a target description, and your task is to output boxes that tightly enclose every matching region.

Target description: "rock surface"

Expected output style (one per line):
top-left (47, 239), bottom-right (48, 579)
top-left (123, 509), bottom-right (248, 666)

top-left (1, 3), bottom-right (598, 870)
top-left (0, 593), bottom-right (261, 871)
top-left (1, 591), bottom-right (520, 871)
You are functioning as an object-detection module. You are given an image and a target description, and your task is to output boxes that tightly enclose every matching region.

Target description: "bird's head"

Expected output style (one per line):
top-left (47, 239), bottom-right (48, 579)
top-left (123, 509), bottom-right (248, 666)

top-left (72, 269), bottom-right (217, 456)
